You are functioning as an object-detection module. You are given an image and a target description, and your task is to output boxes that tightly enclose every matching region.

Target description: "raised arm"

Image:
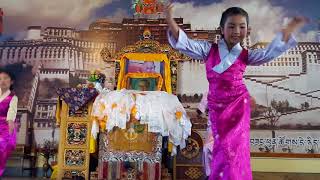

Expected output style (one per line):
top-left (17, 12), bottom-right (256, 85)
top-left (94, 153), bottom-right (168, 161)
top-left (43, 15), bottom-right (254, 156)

top-left (248, 17), bottom-right (307, 65)
top-left (165, 3), bottom-right (211, 60)
top-left (165, 3), bottom-right (179, 41)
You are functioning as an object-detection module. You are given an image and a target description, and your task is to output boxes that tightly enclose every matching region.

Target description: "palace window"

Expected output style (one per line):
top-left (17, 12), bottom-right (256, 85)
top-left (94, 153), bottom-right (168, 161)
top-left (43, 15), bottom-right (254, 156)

top-left (12, 49), bottom-right (15, 59)
top-left (42, 112), bottom-right (48, 118)
top-left (8, 49), bottom-right (11, 59)
top-left (43, 106), bottom-right (48, 111)
top-left (29, 49), bottom-right (32, 59)
top-left (34, 49), bottom-right (37, 58)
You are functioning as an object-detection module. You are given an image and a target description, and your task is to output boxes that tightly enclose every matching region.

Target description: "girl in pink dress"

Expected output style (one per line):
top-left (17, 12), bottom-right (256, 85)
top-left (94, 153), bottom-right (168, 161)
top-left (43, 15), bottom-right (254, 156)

top-left (165, 5), bottom-right (307, 180)
top-left (0, 69), bottom-right (18, 177)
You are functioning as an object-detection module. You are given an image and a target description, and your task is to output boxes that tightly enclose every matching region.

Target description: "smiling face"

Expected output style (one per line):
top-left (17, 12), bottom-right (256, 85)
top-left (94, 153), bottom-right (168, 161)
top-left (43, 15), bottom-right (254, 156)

top-left (221, 14), bottom-right (248, 48)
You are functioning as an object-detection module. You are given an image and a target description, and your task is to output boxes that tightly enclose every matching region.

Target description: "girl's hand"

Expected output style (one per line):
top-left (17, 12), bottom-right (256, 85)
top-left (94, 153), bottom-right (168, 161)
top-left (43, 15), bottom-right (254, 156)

top-left (164, 2), bottom-right (180, 40)
top-left (164, 2), bottom-right (174, 20)
top-left (287, 17), bottom-right (308, 31)
top-left (282, 16), bottom-right (309, 42)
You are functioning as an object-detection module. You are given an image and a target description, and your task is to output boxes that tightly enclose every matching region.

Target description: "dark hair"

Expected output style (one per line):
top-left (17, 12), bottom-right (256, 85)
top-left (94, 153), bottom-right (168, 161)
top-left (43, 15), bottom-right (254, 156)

top-left (0, 69), bottom-right (15, 90)
top-left (219, 7), bottom-right (249, 28)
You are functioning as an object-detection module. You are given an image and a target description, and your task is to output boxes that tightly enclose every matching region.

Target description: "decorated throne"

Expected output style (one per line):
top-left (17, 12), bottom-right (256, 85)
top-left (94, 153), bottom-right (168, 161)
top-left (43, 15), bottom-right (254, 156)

top-left (91, 28), bottom-right (201, 179)
top-left (95, 52), bottom-right (187, 180)
top-left (55, 29), bottom-right (195, 180)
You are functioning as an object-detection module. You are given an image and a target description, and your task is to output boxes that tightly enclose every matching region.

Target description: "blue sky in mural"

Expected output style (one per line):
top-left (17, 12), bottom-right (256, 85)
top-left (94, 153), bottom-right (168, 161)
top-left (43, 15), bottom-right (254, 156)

top-left (1, 0), bottom-right (319, 42)
top-left (95, 0), bottom-right (319, 28)
top-left (96, 0), bottom-right (319, 18)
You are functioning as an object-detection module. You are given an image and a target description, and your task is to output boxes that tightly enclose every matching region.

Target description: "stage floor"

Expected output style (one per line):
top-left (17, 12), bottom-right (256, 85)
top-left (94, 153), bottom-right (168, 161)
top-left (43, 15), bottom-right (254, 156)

top-left (253, 172), bottom-right (320, 180)
top-left (2, 172), bottom-right (320, 180)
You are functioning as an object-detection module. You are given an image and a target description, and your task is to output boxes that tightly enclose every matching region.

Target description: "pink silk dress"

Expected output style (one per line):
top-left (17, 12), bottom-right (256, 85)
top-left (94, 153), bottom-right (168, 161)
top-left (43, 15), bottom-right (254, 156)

top-left (0, 92), bottom-right (17, 176)
top-left (206, 44), bottom-right (252, 180)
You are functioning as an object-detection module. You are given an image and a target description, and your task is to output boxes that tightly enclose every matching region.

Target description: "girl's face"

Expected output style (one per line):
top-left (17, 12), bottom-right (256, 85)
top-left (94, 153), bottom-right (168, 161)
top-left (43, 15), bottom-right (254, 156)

top-left (221, 15), bottom-right (248, 48)
top-left (0, 73), bottom-right (13, 90)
